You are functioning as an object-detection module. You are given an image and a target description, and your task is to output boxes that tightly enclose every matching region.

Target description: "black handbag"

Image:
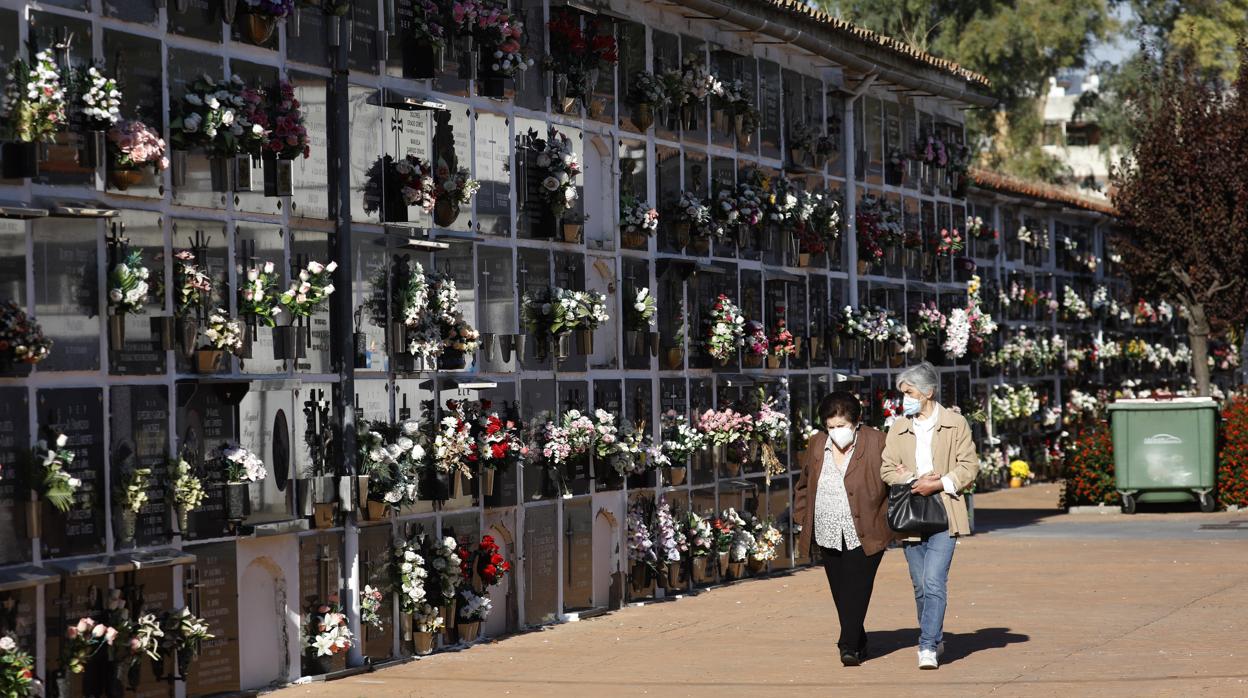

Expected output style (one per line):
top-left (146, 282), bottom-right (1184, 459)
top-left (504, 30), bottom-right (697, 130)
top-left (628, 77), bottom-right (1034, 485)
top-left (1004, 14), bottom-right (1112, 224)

top-left (887, 483), bottom-right (949, 535)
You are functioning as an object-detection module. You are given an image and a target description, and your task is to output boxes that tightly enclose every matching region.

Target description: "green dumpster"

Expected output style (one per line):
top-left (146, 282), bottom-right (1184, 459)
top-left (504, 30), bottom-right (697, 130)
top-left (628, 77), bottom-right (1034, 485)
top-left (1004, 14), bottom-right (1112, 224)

top-left (1107, 398), bottom-right (1218, 514)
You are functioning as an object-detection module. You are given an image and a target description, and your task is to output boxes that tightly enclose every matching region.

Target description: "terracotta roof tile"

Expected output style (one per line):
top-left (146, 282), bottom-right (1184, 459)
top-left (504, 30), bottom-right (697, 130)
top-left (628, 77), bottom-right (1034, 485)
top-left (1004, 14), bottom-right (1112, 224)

top-left (748, 0), bottom-right (991, 87)
top-left (969, 168), bottom-right (1116, 216)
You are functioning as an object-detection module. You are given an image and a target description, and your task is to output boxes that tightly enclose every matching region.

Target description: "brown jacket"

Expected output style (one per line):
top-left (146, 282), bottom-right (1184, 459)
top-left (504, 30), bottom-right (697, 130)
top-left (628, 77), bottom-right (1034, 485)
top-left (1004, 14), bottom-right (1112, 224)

top-left (880, 406), bottom-right (980, 537)
top-left (793, 426), bottom-right (892, 557)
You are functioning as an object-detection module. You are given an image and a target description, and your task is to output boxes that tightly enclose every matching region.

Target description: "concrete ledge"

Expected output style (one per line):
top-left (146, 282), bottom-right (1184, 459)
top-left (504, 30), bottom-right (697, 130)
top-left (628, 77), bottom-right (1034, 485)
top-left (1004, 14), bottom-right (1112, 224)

top-left (1068, 504), bottom-right (1122, 515)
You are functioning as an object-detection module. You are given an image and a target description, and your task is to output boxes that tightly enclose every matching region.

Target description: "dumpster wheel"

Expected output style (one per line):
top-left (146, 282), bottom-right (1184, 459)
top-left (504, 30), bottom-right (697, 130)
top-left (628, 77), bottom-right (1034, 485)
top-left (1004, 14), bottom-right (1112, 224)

top-left (1120, 493), bottom-right (1136, 515)
top-left (1198, 491), bottom-right (1216, 513)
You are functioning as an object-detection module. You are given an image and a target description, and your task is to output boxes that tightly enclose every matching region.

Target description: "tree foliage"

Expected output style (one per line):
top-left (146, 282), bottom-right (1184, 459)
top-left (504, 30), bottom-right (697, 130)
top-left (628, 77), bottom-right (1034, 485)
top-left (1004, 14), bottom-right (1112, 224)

top-left (814, 0), bottom-right (1116, 182)
top-left (1110, 47), bottom-right (1248, 396)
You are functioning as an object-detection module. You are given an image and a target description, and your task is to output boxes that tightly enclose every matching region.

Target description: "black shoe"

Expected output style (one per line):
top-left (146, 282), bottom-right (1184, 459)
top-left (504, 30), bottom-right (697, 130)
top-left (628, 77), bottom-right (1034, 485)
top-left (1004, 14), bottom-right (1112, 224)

top-left (840, 649), bottom-right (862, 667)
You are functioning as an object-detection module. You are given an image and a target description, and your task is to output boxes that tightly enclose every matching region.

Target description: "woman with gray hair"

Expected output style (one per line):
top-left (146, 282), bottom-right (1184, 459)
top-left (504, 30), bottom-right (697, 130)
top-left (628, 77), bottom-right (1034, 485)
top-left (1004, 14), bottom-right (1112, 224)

top-left (880, 361), bottom-right (979, 670)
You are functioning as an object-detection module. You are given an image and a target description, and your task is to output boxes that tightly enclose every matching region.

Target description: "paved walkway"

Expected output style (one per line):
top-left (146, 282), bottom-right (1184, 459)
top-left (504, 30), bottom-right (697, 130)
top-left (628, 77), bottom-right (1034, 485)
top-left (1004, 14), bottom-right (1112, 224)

top-left (275, 486), bottom-right (1248, 697)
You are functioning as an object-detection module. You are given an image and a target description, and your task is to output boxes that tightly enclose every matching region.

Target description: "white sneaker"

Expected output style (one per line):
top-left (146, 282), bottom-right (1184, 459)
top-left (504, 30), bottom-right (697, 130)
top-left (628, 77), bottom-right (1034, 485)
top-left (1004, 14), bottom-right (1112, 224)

top-left (918, 649), bottom-right (938, 670)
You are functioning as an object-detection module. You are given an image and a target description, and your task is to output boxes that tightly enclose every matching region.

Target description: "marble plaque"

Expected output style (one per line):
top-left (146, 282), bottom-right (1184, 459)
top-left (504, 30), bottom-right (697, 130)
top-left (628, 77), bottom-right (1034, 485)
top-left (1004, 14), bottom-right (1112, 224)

top-left (111, 385), bottom-right (172, 548)
top-left (522, 505), bottom-right (558, 626)
top-left (562, 499), bottom-right (593, 611)
top-left (0, 388), bottom-right (30, 564)
top-left (37, 388), bottom-right (105, 558)
top-left (185, 542), bottom-right (241, 696)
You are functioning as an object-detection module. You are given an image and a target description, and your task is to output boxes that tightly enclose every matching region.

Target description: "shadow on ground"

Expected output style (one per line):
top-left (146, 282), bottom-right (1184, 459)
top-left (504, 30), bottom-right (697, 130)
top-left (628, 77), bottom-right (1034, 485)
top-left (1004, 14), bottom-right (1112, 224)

top-left (973, 506), bottom-right (1065, 533)
top-left (865, 627), bottom-right (1031, 665)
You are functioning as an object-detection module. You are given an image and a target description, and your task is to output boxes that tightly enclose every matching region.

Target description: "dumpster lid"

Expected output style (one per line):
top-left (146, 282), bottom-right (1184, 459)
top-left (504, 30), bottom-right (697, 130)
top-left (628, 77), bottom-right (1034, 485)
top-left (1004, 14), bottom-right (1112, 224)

top-left (1108, 397), bottom-right (1217, 410)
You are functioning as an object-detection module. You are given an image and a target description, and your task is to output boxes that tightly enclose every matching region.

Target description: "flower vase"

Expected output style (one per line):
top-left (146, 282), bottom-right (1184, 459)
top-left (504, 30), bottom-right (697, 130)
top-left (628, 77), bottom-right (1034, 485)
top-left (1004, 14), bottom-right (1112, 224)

top-left (304, 653), bottom-right (332, 677)
top-left (366, 500), bottom-right (389, 521)
top-left (789, 147), bottom-right (809, 168)
top-left (630, 561), bottom-right (649, 594)
top-left (688, 234), bottom-right (710, 255)
top-left (681, 102), bottom-right (699, 131)
top-left (553, 74), bottom-right (575, 113)
top-left (176, 317), bottom-right (198, 358)
top-left (403, 40), bottom-right (443, 80)
top-left (747, 557), bottom-right (766, 575)
top-left (556, 333), bottom-right (572, 360)
top-left (734, 116), bottom-right (754, 150)
top-left (671, 220), bottom-right (692, 249)
top-left (313, 502), bottom-right (336, 528)
top-left (1, 141), bottom-right (39, 179)
top-left (55, 674), bottom-right (70, 698)
top-left (717, 551), bottom-right (730, 580)
top-left (150, 315), bottom-right (175, 352)
top-left (482, 468), bottom-right (496, 496)
top-left (450, 470), bottom-right (467, 499)
top-left (458, 620), bottom-right (480, 644)
top-left (631, 102), bottom-right (654, 131)
top-left (272, 325), bottom-right (308, 360)
top-left (262, 153), bottom-right (294, 197)
top-left (441, 600), bottom-right (457, 632)
top-left (239, 322), bottom-right (254, 359)
top-left (625, 331), bottom-right (646, 358)
top-left (692, 556), bottom-right (708, 584)
top-left (797, 252), bottom-right (811, 267)
top-left (433, 198), bottom-right (460, 227)
top-left (666, 562), bottom-right (682, 590)
top-left (413, 630), bottom-right (434, 656)
top-left (571, 328), bottom-right (594, 356)
top-left (664, 347), bottom-right (684, 370)
top-left (108, 314), bottom-right (126, 349)
top-left (109, 168), bottom-right (143, 191)
top-left (224, 483), bottom-right (249, 521)
top-left (664, 465), bottom-right (686, 487)
top-left (176, 506), bottom-right (190, 535)
top-left (194, 349), bottom-right (224, 374)
top-left (1010, 476), bottom-right (1023, 488)
top-left (742, 353), bottom-right (763, 368)
top-left (440, 349), bottom-right (467, 370)
top-left (727, 560), bottom-right (745, 580)
top-left (722, 455), bottom-right (741, 478)
top-left (208, 156), bottom-right (233, 192)
top-left (766, 355), bottom-right (782, 369)
top-left (735, 224), bottom-right (752, 249)
top-left (561, 220), bottom-right (583, 243)
top-left (621, 228), bottom-right (648, 248)
top-left (241, 12), bottom-right (277, 43)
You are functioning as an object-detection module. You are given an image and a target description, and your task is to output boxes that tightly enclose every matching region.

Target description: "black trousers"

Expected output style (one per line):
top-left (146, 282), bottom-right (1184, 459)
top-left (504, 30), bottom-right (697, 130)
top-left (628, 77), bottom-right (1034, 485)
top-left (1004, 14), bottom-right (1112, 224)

top-left (820, 543), bottom-right (884, 653)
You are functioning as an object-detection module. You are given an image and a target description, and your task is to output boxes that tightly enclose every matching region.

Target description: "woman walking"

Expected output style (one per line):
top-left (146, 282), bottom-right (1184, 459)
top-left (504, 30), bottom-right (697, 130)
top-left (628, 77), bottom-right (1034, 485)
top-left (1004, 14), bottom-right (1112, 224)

top-left (793, 391), bottom-right (891, 666)
top-left (881, 362), bottom-right (979, 670)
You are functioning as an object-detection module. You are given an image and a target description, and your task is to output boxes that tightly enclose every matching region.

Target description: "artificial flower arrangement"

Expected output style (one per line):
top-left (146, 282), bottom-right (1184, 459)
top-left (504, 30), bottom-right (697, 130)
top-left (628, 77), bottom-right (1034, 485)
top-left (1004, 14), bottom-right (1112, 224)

top-left (696, 407), bottom-right (753, 447)
top-left (768, 319), bottom-right (796, 358)
top-left (31, 433), bottom-right (80, 512)
top-left (279, 259), bottom-right (337, 318)
top-left (117, 612), bottom-right (164, 678)
top-left (705, 293), bottom-right (745, 363)
top-left (753, 390), bottom-right (791, 481)
top-left (750, 519), bottom-right (783, 563)
top-left (424, 535), bottom-right (462, 614)
top-left (797, 189), bottom-right (842, 246)
top-left (742, 320), bottom-right (769, 357)
top-left (912, 131), bottom-right (948, 167)
top-left (655, 497), bottom-right (684, 567)
top-left (1062, 285), bottom-right (1093, 321)
top-left (624, 286), bottom-right (657, 332)
top-left (221, 444), bottom-right (266, 484)
top-left (304, 598), bottom-right (355, 658)
top-left (628, 72), bottom-right (671, 130)
top-left (108, 249), bottom-right (152, 317)
top-left (200, 311), bottom-right (247, 355)
top-left (541, 409), bottom-right (597, 468)
top-left (0, 300), bottom-right (53, 365)
top-left (360, 585), bottom-right (385, 630)
top-left (0, 634), bottom-right (35, 697)
top-left (521, 287), bottom-right (608, 337)
top-left (458, 533), bottom-right (511, 587)
top-left (989, 384), bottom-right (1041, 424)
top-left (62, 617), bottom-right (118, 674)
top-left (683, 510), bottom-right (713, 558)
top-left (73, 64), bottom-right (121, 131)
top-left (620, 194), bottom-right (660, 238)
top-left (1016, 222), bottom-right (1049, 249)
top-left (660, 411), bottom-right (706, 468)
top-left (673, 191), bottom-right (722, 240)
top-left (107, 119), bottom-right (169, 179)
top-left (723, 508), bottom-right (753, 563)
top-left (936, 227), bottom-right (964, 256)
top-left (717, 79), bottom-right (761, 140)
top-left (912, 301), bottom-right (947, 338)
top-left (758, 173), bottom-right (799, 228)
top-left (729, 181), bottom-right (764, 230)
top-left (370, 154), bottom-right (437, 217)
top-left (161, 607), bottom-right (213, 669)
top-left (358, 418), bottom-right (425, 505)
top-left (855, 194), bottom-right (904, 263)
top-left (0, 49), bottom-right (66, 144)
top-left (171, 74), bottom-right (268, 158)
top-left (237, 261), bottom-right (282, 327)
top-left (433, 158), bottom-right (481, 210)
top-left (455, 0), bottom-right (533, 79)
top-left (528, 127), bottom-right (581, 218)
top-left (965, 215), bottom-right (996, 240)
top-left (787, 122), bottom-right (820, 161)
top-left (116, 465), bottom-right (152, 516)
top-left (169, 457), bottom-right (206, 529)
top-left (472, 407), bottom-right (526, 472)
top-left (431, 401), bottom-right (476, 483)
top-left (393, 538), bottom-right (432, 614)
top-left (544, 10), bottom-right (618, 103)
top-left (626, 498), bottom-right (658, 570)
top-left (427, 272), bottom-right (481, 357)
top-left (666, 53), bottom-right (722, 109)
top-left (257, 79), bottom-right (310, 161)
top-left (173, 250), bottom-right (213, 318)
top-left (595, 411), bottom-right (648, 477)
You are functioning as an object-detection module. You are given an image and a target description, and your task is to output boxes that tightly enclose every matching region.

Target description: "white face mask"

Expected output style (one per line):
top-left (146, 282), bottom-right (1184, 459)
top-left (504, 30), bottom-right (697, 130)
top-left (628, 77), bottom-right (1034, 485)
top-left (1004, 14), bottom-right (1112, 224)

top-left (828, 425), bottom-right (856, 450)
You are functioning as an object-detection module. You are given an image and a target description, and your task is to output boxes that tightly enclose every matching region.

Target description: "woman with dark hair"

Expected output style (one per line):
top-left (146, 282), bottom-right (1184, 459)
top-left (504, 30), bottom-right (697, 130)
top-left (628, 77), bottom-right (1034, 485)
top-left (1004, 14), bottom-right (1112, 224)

top-left (793, 390), bottom-right (891, 666)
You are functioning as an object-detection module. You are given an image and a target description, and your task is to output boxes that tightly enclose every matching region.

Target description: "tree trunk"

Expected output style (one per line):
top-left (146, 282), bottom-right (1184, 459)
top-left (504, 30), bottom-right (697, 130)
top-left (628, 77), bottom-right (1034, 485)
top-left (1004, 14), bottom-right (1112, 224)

top-left (1188, 302), bottom-right (1212, 397)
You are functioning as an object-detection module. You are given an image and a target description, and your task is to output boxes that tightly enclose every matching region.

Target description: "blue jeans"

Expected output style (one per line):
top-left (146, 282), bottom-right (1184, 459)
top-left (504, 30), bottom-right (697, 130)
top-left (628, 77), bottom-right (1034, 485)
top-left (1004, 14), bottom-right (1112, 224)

top-left (902, 530), bottom-right (957, 651)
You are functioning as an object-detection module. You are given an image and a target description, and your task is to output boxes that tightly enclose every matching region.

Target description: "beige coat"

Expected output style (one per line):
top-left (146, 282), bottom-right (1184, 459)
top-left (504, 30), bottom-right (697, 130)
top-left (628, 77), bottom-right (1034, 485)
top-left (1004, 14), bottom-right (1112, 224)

top-left (880, 406), bottom-right (979, 537)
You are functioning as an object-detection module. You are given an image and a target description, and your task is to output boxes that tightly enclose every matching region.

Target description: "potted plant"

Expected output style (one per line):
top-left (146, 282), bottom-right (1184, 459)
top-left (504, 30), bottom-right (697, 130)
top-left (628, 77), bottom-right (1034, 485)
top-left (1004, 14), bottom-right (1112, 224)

top-left (0, 300), bottom-right (53, 367)
top-left (71, 63), bottom-right (121, 170)
top-left (1009, 459), bottom-right (1032, 488)
top-left (220, 443), bottom-right (265, 521)
top-left (628, 71), bottom-right (668, 132)
top-left (114, 465), bottom-right (151, 548)
top-left (619, 193), bottom-right (659, 248)
top-left (106, 119), bottom-right (167, 191)
top-left (303, 598), bottom-right (354, 676)
top-left (705, 294), bottom-right (745, 365)
top-left (275, 259), bottom-right (337, 360)
top-left (432, 159), bottom-right (481, 227)
top-left (723, 508), bottom-right (750, 578)
top-left (262, 80), bottom-right (309, 196)
top-left (238, 0), bottom-right (295, 44)
top-left (169, 457), bottom-right (205, 534)
top-left (0, 49), bottom-right (65, 179)
top-left (362, 154), bottom-right (437, 223)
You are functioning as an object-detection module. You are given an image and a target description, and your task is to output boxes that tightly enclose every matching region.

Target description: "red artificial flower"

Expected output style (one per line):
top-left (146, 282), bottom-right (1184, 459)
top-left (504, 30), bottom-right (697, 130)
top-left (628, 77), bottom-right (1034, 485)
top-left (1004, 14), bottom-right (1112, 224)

top-left (490, 553), bottom-right (503, 565)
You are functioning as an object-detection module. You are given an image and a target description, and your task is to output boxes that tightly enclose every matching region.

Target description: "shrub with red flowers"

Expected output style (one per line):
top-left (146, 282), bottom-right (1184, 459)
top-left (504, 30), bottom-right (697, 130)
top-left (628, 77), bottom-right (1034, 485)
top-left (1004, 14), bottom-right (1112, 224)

top-left (1060, 423), bottom-right (1119, 508)
top-left (265, 80), bottom-right (310, 160)
top-left (1217, 395), bottom-right (1248, 508)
